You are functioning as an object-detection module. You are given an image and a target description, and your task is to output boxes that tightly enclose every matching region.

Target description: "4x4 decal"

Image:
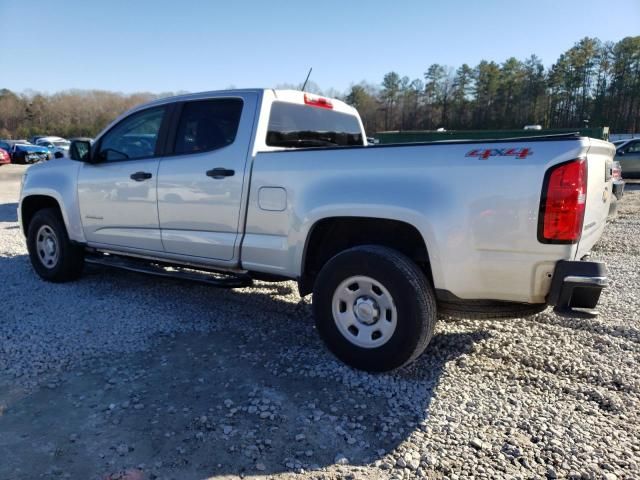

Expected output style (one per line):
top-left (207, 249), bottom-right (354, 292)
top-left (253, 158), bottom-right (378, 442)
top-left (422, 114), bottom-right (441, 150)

top-left (466, 147), bottom-right (533, 160)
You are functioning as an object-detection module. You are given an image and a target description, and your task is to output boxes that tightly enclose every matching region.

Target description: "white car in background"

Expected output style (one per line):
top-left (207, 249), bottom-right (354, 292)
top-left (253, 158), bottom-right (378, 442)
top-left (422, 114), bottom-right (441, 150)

top-left (35, 136), bottom-right (71, 158)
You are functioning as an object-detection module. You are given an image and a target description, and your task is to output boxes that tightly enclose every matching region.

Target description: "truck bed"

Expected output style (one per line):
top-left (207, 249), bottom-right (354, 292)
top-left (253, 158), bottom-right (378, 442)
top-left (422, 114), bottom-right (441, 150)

top-left (243, 136), bottom-right (614, 304)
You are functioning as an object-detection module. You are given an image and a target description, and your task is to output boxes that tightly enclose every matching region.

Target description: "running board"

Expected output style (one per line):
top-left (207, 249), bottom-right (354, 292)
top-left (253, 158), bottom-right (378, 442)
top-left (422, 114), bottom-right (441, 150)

top-left (85, 254), bottom-right (253, 289)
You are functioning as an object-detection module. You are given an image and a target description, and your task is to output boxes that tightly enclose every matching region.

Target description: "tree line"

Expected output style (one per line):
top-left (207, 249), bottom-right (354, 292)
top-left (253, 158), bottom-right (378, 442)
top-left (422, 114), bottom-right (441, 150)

top-left (0, 89), bottom-right (166, 140)
top-left (348, 36), bottom-right (640, 134)
top-left (0, 36), bottom-right (638, 140)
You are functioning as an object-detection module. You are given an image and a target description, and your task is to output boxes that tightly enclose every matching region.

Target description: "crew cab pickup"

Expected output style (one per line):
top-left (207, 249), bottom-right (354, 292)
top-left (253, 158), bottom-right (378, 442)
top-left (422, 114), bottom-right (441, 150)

top-left (19, 89), bottom-right (615, 371)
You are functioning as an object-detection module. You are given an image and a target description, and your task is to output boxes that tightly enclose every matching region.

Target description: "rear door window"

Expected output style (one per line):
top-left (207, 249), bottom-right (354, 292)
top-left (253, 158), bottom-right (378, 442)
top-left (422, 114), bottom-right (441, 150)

top-left (266, 102), bottom-right (364, 148)
top-left (173, 98), bottom-right (243, 155)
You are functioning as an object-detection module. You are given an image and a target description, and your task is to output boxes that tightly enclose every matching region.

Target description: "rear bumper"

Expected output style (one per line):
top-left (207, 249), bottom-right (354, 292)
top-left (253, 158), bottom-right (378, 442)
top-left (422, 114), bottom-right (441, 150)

top-left (547, 260), bottom-right (607, 313)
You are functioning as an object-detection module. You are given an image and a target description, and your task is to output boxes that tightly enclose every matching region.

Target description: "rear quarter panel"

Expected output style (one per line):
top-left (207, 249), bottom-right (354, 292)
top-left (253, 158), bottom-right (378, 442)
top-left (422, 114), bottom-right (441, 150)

top-left (243, 139), bottom-right (595, 303)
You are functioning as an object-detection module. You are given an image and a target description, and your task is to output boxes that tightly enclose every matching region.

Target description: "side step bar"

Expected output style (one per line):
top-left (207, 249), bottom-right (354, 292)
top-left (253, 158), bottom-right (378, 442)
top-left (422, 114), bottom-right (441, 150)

top-left (85, 254), bottom-right (253, 289)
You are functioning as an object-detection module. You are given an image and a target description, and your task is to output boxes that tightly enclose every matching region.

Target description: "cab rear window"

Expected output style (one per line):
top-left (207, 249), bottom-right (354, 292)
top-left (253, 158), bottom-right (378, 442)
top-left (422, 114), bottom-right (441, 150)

top-left (266, 102), bottom-right (363, 148)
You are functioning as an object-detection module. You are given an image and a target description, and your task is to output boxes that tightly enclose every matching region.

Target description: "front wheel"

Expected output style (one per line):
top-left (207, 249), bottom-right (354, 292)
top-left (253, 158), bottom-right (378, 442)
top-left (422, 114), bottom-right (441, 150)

top-left (27, 208), bottom-right (84, 282)
top-left (313, 245), bottom-right (437, 372)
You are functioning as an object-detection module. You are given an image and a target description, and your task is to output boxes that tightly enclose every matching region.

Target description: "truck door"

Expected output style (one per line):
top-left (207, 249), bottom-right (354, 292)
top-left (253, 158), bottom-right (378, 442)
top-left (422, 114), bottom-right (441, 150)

top-left (77, 105), bottom-right (169, 252)
top-left (157, 93), bottom-right (257, 261)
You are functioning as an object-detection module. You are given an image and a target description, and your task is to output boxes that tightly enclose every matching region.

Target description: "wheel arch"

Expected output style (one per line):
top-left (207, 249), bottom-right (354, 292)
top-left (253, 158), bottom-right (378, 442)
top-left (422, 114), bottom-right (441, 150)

top-left (21, 194), bottom-right (65, 237)
top-left (298, 216), bottom-right (435, 296)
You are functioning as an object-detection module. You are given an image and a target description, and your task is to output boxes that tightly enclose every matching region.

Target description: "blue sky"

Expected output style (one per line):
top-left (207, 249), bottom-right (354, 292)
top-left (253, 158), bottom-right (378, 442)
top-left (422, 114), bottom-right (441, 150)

top-left (1, 0), bottom-right (639, 94)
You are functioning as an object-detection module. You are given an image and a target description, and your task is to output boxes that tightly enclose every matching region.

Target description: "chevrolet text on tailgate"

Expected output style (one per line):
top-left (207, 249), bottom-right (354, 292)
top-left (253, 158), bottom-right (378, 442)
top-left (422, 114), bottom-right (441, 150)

top-left (18, 89), bottom-right (614, 372)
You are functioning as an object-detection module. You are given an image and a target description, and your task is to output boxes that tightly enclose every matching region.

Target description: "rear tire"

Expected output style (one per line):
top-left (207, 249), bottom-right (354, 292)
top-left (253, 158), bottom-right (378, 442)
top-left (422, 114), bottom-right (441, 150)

top-left (313, 245), bottom-right (437, 372)
top-left (27, 208), bottom-right (84, 282)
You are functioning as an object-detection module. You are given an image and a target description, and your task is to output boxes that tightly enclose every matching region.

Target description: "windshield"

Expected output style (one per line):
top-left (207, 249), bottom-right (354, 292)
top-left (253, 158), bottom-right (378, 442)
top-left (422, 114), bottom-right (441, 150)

top-left (54, 141), bottom-right (70, 147)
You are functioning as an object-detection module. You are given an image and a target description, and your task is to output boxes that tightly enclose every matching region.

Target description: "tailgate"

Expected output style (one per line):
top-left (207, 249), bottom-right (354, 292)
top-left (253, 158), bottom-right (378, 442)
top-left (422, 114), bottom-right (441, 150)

top-left (576, 138), bottom-right (616, 258)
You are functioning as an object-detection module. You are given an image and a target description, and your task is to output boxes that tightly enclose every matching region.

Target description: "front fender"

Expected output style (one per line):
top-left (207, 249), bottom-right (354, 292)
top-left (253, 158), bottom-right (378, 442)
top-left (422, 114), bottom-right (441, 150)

top-left (20, 161), bottom-right (85, 243)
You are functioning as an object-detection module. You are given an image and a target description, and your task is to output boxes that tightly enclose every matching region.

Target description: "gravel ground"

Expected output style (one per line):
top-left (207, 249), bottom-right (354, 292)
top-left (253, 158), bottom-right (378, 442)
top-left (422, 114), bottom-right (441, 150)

top-left (0, 163), bottom-right (638, 480)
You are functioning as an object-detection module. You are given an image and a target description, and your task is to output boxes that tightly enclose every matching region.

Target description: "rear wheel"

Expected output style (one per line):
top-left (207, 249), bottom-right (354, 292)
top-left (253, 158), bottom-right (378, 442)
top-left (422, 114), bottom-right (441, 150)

top-left (27, 208), bottom-right (84, 282)
top-left (313, 245), bottom-right (437, 372)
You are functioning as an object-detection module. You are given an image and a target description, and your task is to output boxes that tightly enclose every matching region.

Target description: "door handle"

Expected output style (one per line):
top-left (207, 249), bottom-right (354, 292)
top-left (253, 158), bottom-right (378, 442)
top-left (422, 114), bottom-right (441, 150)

top-left (130, 171), bottom-right (153, 181)
top-left (206, 168), bottom-right (235, 179)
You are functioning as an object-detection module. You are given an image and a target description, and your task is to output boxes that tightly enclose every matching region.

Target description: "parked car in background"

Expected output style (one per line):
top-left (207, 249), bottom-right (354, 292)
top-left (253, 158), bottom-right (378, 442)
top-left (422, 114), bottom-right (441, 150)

top-left (29, 135), bottom-right (48, 144)
top-left (36, 136), bottom-right (71, 158)
top-left (0, 140), bottom-right (51, 164)
top-left (0, 140), bottom-right (27, 161)
top-left (0, 140), bottom-right (28, 151)
top-left (613, 138), bottom-right (640, 177)
top-left (68, 137), bottom-right (94, 145)
top-left (0, 148), bottom-right (10, 165)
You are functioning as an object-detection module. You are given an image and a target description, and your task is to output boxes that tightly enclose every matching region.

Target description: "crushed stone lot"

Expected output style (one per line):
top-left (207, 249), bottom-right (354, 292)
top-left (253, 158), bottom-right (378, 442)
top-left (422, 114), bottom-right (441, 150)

top-left (0, 163), bottom-right (639, 480)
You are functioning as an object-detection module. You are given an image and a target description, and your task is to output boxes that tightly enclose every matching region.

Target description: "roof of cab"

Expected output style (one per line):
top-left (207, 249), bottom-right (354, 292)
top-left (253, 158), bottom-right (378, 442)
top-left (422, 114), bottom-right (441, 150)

top-left (97, 89), bottom-right (360, 142)
top-left (136, 88), bottom-right (354, 113)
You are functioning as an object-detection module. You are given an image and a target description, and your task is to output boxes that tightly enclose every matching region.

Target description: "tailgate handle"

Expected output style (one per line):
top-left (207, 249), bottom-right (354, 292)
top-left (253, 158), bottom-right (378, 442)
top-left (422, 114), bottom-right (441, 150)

top-left (206, 168), bottom-right (235, 179)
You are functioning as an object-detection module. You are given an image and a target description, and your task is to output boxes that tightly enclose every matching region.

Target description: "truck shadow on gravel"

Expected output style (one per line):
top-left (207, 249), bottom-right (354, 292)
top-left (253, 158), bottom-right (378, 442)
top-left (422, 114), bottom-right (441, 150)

top-left (0, 256), bottom-right (490, 479)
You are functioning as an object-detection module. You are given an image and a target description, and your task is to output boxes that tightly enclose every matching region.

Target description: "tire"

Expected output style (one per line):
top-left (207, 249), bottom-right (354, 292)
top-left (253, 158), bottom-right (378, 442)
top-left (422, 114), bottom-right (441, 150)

top-left (312, 245), bottom-right (437, 372)
top-left (438, 300), bottom-right (547, 319)
top-left (27, 207), bottom-right (84, 282)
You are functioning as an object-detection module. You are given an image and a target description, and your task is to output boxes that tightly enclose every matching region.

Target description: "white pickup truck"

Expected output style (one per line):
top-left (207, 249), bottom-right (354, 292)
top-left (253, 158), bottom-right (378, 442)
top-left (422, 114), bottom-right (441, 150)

top-left (19, 89), bottom-right (614, 371)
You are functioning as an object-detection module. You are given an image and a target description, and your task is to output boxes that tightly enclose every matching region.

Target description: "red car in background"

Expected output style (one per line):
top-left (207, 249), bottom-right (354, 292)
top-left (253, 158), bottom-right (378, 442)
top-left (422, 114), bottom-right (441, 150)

top-left (0, 148), bottom-right (10, 165)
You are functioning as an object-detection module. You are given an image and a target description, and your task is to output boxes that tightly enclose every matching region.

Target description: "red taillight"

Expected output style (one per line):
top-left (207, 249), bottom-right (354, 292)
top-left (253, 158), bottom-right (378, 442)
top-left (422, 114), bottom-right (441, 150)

top-left (304, 93), bottom-right (333, 109)
top-left (539, 159), bottom-right (587, 243)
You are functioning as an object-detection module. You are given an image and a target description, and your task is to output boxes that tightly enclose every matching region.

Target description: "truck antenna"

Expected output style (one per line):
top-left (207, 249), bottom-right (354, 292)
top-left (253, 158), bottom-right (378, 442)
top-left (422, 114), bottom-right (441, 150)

top-left (301, 67), bottom-right (313, 92)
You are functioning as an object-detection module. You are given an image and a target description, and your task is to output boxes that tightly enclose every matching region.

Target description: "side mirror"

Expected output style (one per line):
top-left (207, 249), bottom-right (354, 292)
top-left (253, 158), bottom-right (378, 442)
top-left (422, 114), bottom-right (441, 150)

top-left (616, 150), bottom-right (624, 156)
top-left (70, 140), bottom-right (92, 162)
top-left (54, 151), bottom-right (65, 159)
